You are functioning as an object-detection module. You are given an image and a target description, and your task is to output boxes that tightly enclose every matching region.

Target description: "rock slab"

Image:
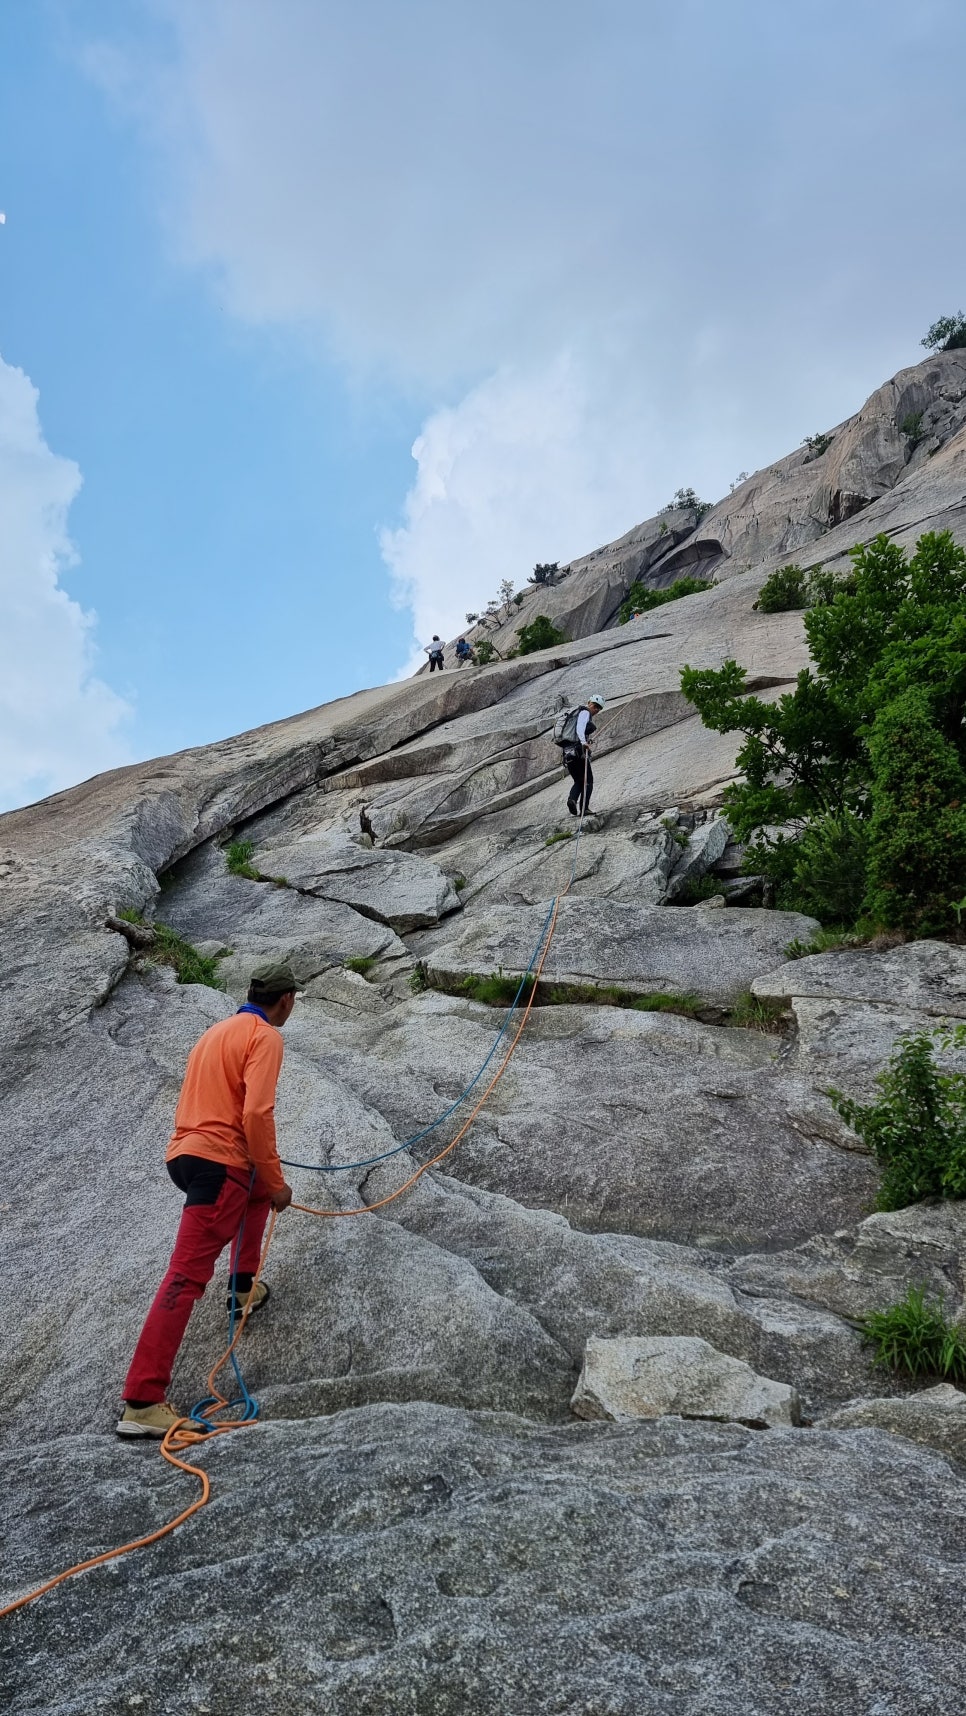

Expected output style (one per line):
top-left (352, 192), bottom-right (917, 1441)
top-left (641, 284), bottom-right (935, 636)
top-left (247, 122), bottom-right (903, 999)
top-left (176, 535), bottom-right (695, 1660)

top-left (572, 1334), bottom-right (801, 1427)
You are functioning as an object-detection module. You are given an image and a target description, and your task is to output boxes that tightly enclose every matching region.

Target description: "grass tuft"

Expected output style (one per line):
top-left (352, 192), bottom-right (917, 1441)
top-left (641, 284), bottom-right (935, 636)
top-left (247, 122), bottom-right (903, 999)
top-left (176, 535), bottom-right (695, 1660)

top-left (727, 992), bottom-right (788, 1033)
top-left (545, 830), bottom-right (574, 847)
top-left (632, 991), bottom-right (704, 1018)
top-left (859, 1286), bottom-right (966, 1383)
top-left (225, 840), bottom-right (260, 880)
top-left (344, 955), bottom-right (377, 977)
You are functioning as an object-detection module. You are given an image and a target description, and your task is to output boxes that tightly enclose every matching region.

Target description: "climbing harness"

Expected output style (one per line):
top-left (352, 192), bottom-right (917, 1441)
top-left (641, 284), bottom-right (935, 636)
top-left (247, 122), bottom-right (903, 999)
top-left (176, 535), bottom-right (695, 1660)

top-left (1, 756), bottom-right (592, 1619)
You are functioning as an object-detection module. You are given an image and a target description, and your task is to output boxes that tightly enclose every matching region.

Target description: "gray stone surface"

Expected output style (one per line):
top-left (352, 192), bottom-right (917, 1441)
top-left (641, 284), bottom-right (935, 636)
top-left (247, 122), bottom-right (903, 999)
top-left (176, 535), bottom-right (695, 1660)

top-left (422, 896), bottom-right (819, 1006)
top-left (572, 1334), bottom-right (800, 1426)
top-left (753, 938), bottom-right (966, 1018)
top-left (4, 1405), bottom-right (966, 1714)
top-left (821, 1383), bottom-right (966, 1466)
top-left (255, 829), bottom-right (462, 931)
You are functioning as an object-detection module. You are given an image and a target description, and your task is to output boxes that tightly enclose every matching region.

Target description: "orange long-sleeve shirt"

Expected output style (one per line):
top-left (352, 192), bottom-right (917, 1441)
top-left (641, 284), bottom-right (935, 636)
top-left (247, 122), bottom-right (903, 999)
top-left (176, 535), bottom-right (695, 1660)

top-left (166, 1011), bottom-right (286, 1198)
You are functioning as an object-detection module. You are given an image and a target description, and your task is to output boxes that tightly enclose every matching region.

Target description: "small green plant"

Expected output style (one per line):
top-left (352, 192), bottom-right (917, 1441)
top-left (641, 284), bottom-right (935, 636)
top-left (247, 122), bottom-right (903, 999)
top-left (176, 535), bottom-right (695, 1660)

top-left (660, 816), bottom-right (688, 849)
top-left (225, 840), bottom-right (259, 880)
top-left (858, 1286), bottom-right (966, 1383)
top-left (513, 591), bottom-right (526, 607)
top-left (514, 614), bottom-right (569, 655)
top-left (409, 962), bottom-right (428, 994)
top-left (831, 1027), bottom-right (966, 1210)
top-left (529, 562), bottom-right (559, 586)
top-left (459, 972), bottom-right (535, 1007)
top-left (344, 955), bottom-right (376, 977)
top-left (453, 875), bottom-right (467, 891)
top-left (474, 639), bottom-right (498, 666)
top-left (632, 992), bottom-right (704, 1018)
top-left (674, 873), bottom-right (724, 904)
top-left (784, 926), bottom-right (862, 959)
top-left (952, 895), bottom-right (966, 931)
top-left (545, 830), bottom-right (574, 847)
top-left (900, 410), bottom-right (925, 448)
top-left (618, 575), bottom-right (713, 624)
top-left (151, 923), bottom-right (228, 990)
top-left (921, 312), bottom-right (966, 352)
top-left (802, 431), bottom-right (834, 461)
top-left (727, 992), bottom-right (787, 1033)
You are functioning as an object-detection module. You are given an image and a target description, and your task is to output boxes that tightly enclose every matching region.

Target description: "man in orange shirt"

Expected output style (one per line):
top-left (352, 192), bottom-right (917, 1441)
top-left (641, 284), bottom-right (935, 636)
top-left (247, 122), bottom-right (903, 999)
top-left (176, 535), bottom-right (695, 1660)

top-left (117, 960), bottom-right (297, 1438)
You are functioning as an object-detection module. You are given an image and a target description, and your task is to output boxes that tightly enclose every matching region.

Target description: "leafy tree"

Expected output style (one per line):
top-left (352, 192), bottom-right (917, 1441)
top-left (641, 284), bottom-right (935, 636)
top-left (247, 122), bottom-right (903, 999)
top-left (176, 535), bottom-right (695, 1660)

top-left (802, 432), bottom-right (833, 461)
top-left (665, 486), bottom-right (711, 522)
top-left (618, 575), bottom-right (714, 625)
top-left (530, 563), bottom-right (559, 586)
top-left (514, 615), bottom-right (569, 655)
top-left (474, 638), bottom-right (498, 665)
top-left (921, 312), bottom-right (966, 352)
top-left (681, 531), bottom-right (966, 932)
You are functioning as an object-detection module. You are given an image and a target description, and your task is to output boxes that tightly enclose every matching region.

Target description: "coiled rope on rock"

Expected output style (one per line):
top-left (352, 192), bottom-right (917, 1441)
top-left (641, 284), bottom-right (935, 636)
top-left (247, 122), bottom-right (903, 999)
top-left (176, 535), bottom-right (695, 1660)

top-left (0, 759), bottom-right (592, 1618)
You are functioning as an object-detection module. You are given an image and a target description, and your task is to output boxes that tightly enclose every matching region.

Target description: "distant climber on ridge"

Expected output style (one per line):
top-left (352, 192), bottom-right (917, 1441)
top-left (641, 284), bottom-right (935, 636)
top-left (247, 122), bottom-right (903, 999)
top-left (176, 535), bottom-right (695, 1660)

top-left (455, 637), bottom-right (474, 666)
top-left (425, 635), bottom-right (445, 672)
top-left (116, 960), bottom-right (297, 1439)
top-left (555, 694), bottom-right (604, 818)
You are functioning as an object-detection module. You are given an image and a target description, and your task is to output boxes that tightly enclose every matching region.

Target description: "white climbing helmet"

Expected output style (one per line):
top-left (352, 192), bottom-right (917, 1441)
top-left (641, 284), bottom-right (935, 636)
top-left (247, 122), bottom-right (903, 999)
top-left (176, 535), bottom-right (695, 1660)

top-left (587, 693), bottom-right (605, 709)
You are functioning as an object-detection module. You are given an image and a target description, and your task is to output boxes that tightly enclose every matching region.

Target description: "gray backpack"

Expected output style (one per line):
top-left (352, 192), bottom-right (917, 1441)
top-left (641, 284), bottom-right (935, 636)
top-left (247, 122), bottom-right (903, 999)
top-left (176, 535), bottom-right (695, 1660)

top-left (552, 706), bottom-right (583, 748)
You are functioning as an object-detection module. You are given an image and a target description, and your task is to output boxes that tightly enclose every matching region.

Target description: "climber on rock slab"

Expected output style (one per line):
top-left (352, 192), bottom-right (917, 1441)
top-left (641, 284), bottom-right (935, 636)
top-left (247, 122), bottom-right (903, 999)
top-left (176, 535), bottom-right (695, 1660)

top-left (116, 960), bottom-right (297, 1439)
top-left (560, 694), bottom-right (604, 818)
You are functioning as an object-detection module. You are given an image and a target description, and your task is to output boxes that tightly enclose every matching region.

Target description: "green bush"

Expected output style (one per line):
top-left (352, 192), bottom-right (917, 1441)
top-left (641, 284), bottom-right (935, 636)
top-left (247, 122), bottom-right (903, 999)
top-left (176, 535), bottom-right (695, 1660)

top-left (474, 639), bottom-right (497, 665)
top-left (900, 410), bottom-right (925, 447)
top-left (864, 690), bottom-right (966, 937)
top-left (453, 875), bottom-right (467, 891)
top-left (784, 926), bottom-right (863, 959)
top-left (753, 563), bottom-right (848, 614)
top-left (514, 615), bottom-right (569, 655)
top-left (665, 486), bottom-right (711, 521)
top-left (682, 531), bottom-right (966, 936)
top-left (225, 840), bottom-right (259, 880)
top-left (344, 956), bottom-right (376, 977)
top-left (921, 313), bottom-right (966, 352)
top-left (672, 874), bottom-right (724, 904)
top-left (802, 431), bottom-right (834, 460)
top-left (753, 564), bottom-right (810, 612)
top-left (618, 575), bottom-right (714, 625)
top-left (775, 810), bottom-right (870, 922)
top-left (859, 1286), bottom-right (966, 1383)
top-left (830, 1028), bottom-right (966, 1209)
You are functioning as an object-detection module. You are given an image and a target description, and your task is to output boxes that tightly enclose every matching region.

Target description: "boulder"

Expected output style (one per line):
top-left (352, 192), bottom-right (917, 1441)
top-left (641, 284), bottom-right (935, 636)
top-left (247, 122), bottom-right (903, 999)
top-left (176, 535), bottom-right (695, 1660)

top-left (254, 830), bottom-right (462, 931)
top-left (572, 1334), bottom-right (800, 1427)
top-left (820, 1383), bottom-right (966, 1466)
top-left (752, 939), bottom-right (966, 1019)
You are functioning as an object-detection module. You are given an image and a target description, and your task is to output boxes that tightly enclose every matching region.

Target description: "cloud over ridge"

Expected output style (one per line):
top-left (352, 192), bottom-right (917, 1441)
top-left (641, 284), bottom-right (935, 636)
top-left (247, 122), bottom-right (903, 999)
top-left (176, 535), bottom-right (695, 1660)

top-left (0, 358), bottom-right (131, 810)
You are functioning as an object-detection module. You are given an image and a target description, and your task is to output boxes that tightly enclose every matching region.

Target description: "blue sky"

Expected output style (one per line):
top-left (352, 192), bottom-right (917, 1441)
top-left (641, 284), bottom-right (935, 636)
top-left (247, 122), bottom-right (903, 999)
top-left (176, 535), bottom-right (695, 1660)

top-left (1, 0), bottom-right (965, 809)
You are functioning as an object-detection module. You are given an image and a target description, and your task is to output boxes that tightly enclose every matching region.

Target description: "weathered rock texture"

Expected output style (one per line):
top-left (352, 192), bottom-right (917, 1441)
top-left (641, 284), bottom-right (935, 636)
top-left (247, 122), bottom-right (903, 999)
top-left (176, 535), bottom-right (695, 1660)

top-left (3, 351), bottom-right (966, 1712)
top-left (572, 1334), bottom-right (800, 1427)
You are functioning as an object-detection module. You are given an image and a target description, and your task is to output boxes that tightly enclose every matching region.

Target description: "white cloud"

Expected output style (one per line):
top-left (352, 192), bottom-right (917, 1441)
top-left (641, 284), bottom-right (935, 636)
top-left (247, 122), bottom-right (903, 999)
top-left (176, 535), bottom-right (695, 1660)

top-left (0, 357), bottom-right (131, 810)
top-left (382, 353), bottom-right (668, 655)
top-left (92, 0), bottom-right (966, 653)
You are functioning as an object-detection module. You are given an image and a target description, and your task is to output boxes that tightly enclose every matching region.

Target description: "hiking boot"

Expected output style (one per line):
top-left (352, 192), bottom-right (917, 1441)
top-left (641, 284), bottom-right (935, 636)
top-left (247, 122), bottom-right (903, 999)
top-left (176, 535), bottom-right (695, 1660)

top-left (227, 1280), bottom-right (270, 1319)
top-left (566, 800), bottom-right (579, 816)
top-left (116, 1400), bottom-right (183, 1440)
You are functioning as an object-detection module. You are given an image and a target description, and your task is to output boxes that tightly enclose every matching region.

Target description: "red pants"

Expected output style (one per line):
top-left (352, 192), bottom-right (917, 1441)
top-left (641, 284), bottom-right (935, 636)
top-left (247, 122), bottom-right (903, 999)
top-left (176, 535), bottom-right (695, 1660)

top-left (123, 1156), bottom-right (271, 1404)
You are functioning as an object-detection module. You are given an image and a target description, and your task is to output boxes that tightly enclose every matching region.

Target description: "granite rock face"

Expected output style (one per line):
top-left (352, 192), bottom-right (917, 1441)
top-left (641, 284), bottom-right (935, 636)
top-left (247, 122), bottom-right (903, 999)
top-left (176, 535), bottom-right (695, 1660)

top-left (572, 1334), bottom-right (801, 1427)
top-left (4, 1406), bottom-right (966, 1716)
top-left (3, 353), bottom-right (966, 1711)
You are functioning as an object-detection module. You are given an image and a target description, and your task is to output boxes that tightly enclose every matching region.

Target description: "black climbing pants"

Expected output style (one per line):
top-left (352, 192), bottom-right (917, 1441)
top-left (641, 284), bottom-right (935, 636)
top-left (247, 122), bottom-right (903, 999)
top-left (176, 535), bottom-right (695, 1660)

top-left (428, 652), bottom-right (444, 673)
top-left (564, 749), bottom-right (593, 815)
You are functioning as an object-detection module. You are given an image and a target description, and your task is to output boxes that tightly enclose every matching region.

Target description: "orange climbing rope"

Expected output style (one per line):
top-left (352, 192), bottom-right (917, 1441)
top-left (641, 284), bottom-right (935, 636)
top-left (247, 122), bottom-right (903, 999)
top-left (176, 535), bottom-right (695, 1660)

top-left (2, 757), bottom-right (589, 1619)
